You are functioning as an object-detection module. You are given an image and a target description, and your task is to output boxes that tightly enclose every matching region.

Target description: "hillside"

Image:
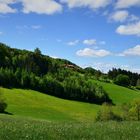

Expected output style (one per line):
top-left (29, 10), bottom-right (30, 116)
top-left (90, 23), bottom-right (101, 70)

top-left (0, 85), bottom-right (140, 140)
top-left (1, 87), bottom-right (99, 122)
top-left (92, 80), bottom-right (140, 105)
top-left (1, 80), bottom-right (140, 121)
top-left (0, 43), bottom-right (112, 104)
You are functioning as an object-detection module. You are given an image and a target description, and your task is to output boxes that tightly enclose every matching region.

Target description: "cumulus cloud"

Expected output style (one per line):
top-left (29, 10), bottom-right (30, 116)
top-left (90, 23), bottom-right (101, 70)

top-left (60, 0), bottom-right (111, 10)
top-left (0, 0), bottom-right (17, 14)
top-left (67, 40), bottom-right (79, 46)
top-left (116, 21), bottom-right (140, 36)
top-left (83, 39), bottom-right (96, 45)
top-left (109, 10), bottom-right (129, 22)
top-left (116, 0), bottom-right (140, 9)
top-left (76, 48), bottom-right (111, 57)
top-left (22, 0), bottom-right (62, 15)
top-left (121, 45), bottom-right (140, 56)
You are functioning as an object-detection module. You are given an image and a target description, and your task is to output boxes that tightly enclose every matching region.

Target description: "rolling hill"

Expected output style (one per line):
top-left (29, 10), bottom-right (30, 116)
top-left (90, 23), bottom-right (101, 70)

top-left (1, 79), bottom-right (140, 122)
top-left (0, 82), bottom-right (140, 140)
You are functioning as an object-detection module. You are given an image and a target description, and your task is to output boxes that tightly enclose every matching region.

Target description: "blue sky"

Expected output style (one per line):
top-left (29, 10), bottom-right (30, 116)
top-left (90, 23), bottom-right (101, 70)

top-left (0, 0), bottom-right (140, 73)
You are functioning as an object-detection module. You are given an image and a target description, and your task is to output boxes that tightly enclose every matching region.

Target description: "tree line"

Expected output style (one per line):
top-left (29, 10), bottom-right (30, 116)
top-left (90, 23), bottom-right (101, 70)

top-left (108, 68), bottom-right (140, 87)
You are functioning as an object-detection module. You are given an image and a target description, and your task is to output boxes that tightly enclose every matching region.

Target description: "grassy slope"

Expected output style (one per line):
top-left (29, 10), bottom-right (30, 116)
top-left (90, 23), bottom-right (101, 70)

top-left (1, 87), bottom-right (99, 122)
top-left (1, 82), bottom-right (140, 139)
top-left (1, 80), bottom-right (140, 121)
top-left (92, 80), bottom-right (140, 105)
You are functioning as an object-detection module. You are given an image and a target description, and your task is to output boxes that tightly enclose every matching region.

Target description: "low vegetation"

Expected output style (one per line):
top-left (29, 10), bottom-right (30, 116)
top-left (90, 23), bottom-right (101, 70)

top-left (0, 91), bottom-right (7, 113)
top-left (1, 115), bottom-right (140, 140)
top-left (96, 103), bottom-right (122, 121)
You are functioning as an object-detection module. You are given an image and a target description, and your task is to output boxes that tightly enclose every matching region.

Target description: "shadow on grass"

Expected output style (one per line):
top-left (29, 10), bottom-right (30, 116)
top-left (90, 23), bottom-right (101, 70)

top-left (0, 111), bottom-right (13, 115)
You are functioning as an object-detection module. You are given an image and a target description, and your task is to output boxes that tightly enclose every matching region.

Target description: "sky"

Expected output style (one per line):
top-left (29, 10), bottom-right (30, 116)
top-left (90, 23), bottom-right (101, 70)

top-left (0, 0), bottom-right (140, 73)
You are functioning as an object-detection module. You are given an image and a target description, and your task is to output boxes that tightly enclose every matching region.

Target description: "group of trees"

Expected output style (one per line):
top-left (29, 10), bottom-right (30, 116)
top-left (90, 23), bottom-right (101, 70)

top-left (0, 43), bottom-right (112, 104)
top-left (108, 68), bottom-right (140, 87)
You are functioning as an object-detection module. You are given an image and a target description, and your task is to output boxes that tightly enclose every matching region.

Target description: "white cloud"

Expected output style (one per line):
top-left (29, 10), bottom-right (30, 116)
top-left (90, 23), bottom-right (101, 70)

top-left (60, 0), bottom-right (111, 10)
top-left (67, 40), bottom-right (79, 46)
top-left (129, 15), bottom-right (139, 22)
top-left (116, 21), bottom-right (140, 36)
top-left (0, 31), bottom-right (3, 35)
top-left (109, 10), bottom-right (129, 22)
top-left (22, 0), bottom-right (62, 15)
top-left (82, 62), bottom-right (140, 74)
top-left (31, 25), bottom-right (42, 29)
top-left (109, 10), bottom-right (139, 23)
top-left (116, 0), bottom-right (140, 9)
top-left (121, 45), bottom-right (140, 56)
top-left (76, 48), bottom-right (111, 57)
top-left (83, 39), bottom-right (96, 45)
top-left (92, 62), bottom-right (129, 73)
top-left (0, 0), bottom-right (17, 14)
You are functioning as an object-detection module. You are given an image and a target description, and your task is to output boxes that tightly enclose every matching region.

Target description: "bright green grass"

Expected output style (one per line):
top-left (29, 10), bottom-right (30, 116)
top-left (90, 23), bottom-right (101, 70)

top-left (1, 83), bottom-right (140, 140)
top-left (0, 115), bottom-right (140, 140)
top-left (0, 87), bottom-right (99, 121)
top-left (1, 80), bottom-right (140, 121)
top-left (92, 80), bottom-right (140, 105)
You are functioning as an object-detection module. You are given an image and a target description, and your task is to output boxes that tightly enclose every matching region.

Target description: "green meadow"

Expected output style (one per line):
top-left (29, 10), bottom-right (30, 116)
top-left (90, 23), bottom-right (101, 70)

top-left (0, 80), bottom-right (140, 139)
top-left (0, 115), bottom-right (140, 140)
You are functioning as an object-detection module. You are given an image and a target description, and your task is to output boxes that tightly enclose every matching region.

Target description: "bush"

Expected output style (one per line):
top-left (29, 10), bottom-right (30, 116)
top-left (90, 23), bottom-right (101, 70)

top-left (114, 74), bottom-right (130, 87)
top-left (0, 92), bottom-right (7, 113)
top-left (96, 103), bottom-right (122, 121)
top-left (121, 99), bottom-right (140, 121)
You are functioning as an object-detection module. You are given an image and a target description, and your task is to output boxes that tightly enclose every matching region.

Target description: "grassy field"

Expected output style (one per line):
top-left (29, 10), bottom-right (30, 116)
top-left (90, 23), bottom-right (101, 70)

top-left (0, 87), bottom-right (99, 122)
top-left (0, 81), bottom-right (140, 140)
top-left (92, 80), bottom-right (140, 105)
top-left (0, 115), bottom-right (140, 140)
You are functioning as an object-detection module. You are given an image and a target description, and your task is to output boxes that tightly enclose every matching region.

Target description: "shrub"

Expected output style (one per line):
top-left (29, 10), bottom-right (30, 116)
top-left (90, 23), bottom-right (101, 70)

top-left (0, 92), bottom-right (7, 113)
top-left (114, 74), bottom-right (130, 87)
top-left (122, 99), bottom-right (140, 121)
top-left (96, 103), bottom-right (122, 121)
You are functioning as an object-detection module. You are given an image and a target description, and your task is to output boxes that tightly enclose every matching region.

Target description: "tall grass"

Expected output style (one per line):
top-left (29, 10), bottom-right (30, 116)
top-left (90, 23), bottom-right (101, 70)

top-left (0, 115), bottom-right (140, 140)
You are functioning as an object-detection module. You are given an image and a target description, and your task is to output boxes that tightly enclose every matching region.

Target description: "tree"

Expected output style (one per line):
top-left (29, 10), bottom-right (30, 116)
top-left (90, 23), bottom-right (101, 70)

top-left (34, 48), bottom-right (41, 56)
top-left (114, 74), bottom-right (130, 87)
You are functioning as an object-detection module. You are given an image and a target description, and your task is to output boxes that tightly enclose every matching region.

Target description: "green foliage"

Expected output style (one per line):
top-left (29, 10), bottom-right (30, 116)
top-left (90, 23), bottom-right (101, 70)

top-left (108, 68), bottom-right (140, 86)
top-left (114, 74), bottom-right (130, 87)
top-left (0, 43), bottom-right (112, 104)
top-left (121, 99), bottom-right (140, 121)
top-left (34, 47), bottom-right (41, 56)
top-left (0, 91), bottom-right (7, 113)
top-left (1, 116), bottom-right (140, 140)
top-left (96, 103), bottom-right (122, 121)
